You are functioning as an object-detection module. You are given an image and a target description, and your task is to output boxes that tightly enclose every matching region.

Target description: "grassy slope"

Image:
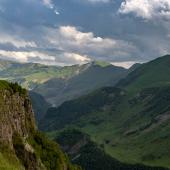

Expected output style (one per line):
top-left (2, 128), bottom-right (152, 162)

top-left (40, 87), bottom-right (124, 130)
top-left (55, 129), bottom-right (169, 170)
top-left (118, 55), bottom-right (170, 92)
top-left (43, 55), bottom-right (170, 168)
top-left (0, 152), bottom-right (24, 170)
top-left (44, 87), bottom-right (170, 168)
top-left (0, 61), bottom-right (87, 89)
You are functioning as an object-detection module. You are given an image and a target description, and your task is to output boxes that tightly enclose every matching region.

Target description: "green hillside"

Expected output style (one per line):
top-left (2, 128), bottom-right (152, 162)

top-left (0, 61), bottom-right (87, 89)
top-left (55, 129), bottom-right (169, 170)
top-left (39, 87), bottom-right (124, 131)
top-left (118, 55), bottom-right (170, 92)
top-left (41, 55), bottom-right (170, 168)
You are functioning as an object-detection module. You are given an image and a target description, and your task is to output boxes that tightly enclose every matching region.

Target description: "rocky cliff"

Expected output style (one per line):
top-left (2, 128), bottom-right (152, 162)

top-left (0, 80), bottom-right (81, 170)
top-left (0, 87), bottom-right (35, 147)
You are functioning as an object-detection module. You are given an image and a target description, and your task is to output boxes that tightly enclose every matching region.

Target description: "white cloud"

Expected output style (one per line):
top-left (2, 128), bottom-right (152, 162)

top-left (111, 61), bottom-right (137, 68)
top-left (62, 53), bottom-right (91, 63)
top-left (0, 49), bottom-right (91, 66)
top-left (54, 9), bottom-right (60, 15)
top-left (42, 0), bottom-right (54, 9)
top-left (0, 50), bottom-right (55, 62)
top-left (119, 0), bottom-right (170, 19)
top-left (0, 34), bottom-right (37, 48)
top-left (42, 0), bottom-right (60, 16)
top-left (0, 25), bottom-right (138, 65)
top-left (46, 26), bottom-right (138, 62)
top-left (58, 26), bottom-right (116, 49)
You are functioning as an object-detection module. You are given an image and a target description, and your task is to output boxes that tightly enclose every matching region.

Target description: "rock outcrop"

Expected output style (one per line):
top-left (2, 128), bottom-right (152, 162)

top-left (0, 89), bottom-right (35, 148)
top-left (0, 81), bottom-right (81, 170)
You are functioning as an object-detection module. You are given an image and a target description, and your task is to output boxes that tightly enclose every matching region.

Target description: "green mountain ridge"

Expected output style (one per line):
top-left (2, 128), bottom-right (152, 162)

top-left (0, 59), bottom-right (127, 108)
top-left (34, 63), bottom-right (127, 107)
top-left (0, 61), bottom-right (85, 89)
top-left (117, 55), bottom-right (170, 92)
top-left (40, 55), bottom-right (170, 168)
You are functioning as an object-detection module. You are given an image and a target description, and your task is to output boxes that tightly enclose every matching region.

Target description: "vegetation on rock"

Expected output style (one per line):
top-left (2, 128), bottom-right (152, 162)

top-left (0, 80), bottom-right (81, 170)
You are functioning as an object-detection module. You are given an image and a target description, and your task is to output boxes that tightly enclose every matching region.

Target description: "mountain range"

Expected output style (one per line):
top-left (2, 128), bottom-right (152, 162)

top-left (33, 61), bottom-right (127, 107)
top-left (0, 59), bottom-right (128, 122)
top-left (0, 55), bottom-right (170, 169)
top-left (0, 59), bottom-right (127, 108)
top-left (39, 55), bottom-right (170, 169)
top-left (0, 79), bottom-right (167, 170)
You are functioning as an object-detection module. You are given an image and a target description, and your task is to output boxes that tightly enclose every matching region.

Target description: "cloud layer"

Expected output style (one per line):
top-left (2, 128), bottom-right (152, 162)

top-left (0, 25), bottom-right (138, 66)
top-left (0, 0), bottom-right (170, 67)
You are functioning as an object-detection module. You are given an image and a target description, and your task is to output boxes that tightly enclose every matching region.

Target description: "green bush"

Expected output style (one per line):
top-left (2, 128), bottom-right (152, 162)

top-left (0, 80), bottom-right (27, 96)
top-left (9, 82), bottom-right (27, 96)
top-left (28, 131), bottom-right (81, 170)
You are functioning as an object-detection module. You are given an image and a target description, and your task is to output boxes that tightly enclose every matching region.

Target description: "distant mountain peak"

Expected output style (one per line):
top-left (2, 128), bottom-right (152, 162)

top-left (90, 60), bottom-right (111, 67)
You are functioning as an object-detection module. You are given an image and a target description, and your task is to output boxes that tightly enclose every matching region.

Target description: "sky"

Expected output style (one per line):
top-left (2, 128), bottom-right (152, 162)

top-left (0, 0), bottom-right (170, 68)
